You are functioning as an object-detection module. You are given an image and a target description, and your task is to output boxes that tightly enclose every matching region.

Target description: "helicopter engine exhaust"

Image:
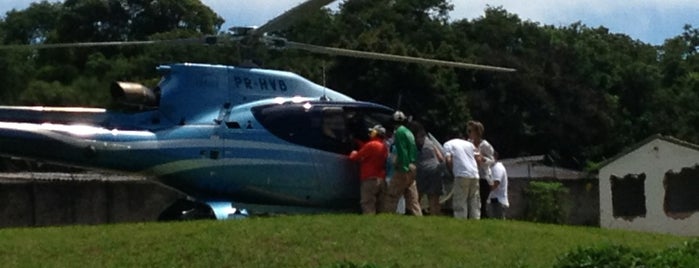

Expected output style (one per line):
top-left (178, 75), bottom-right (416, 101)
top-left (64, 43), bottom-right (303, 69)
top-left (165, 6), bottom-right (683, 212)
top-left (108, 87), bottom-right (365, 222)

top-left (110, 81), bottom-right (159, 108)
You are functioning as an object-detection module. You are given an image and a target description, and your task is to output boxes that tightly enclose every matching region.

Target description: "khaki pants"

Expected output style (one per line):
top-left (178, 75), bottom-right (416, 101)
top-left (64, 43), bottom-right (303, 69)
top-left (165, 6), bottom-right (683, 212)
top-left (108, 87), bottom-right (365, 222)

top-left (360, 178), bottom-right (385, 214)
top-left (453, 177), bottom-right (480, 219)
top-left (383, 164), bottom-right (422, 216)
top-left (426, 194), bottom-right (441, 216)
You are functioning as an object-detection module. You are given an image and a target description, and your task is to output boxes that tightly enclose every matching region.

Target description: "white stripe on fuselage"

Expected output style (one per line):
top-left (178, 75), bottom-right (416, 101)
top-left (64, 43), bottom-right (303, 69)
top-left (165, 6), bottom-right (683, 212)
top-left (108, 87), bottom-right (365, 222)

top-left (143, 158), bottom-right (314, 176)
top-left (0, 121), bottom-right (345, 175)
top-left (0, 106), bottom-right (106, 113)
top-left (0, 122), bottom-right (307, 153)
top-left (0, 122), bottom-right (112, 147)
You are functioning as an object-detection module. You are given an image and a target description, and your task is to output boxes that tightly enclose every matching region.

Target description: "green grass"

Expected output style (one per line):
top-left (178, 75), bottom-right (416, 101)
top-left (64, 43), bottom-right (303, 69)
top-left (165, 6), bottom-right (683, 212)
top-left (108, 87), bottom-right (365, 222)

top-left (0, 215), bottom-right (688, 267)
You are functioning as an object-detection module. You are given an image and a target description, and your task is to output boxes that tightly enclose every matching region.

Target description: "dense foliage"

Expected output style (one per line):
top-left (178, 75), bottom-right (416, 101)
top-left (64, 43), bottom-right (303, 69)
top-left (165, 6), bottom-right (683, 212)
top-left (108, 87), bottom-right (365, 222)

top-left (525, 181), bottom-right (570, 224)
top-left (1, 0), bottom-right (698, 169)
top-left (554, 239), bottom-right (699, 268)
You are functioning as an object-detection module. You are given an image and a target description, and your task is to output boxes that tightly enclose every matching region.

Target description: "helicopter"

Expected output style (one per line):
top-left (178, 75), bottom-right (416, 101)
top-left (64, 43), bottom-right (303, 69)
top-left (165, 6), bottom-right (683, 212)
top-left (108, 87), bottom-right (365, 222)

top-left (0, 0), bottom-right (515, 220)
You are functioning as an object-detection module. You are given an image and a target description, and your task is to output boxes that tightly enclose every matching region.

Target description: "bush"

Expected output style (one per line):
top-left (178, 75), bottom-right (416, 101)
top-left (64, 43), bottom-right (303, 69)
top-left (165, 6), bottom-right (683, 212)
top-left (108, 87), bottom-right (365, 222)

top-left (647, 239), bottom-right (699, 267)
top-left (525, 181), bottom-right (570, 224)
top-left (554, 239), bottom-right (699, 268)
top-left (554, 245), bottom-right (648, 268)
top-left (326, 261), bottom-right (385, 268)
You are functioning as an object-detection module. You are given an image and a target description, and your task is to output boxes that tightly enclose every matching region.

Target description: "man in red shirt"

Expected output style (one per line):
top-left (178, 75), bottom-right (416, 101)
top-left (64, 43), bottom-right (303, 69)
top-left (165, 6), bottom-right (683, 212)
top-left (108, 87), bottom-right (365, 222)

top-left (349, 125), bottom-right (389, 214)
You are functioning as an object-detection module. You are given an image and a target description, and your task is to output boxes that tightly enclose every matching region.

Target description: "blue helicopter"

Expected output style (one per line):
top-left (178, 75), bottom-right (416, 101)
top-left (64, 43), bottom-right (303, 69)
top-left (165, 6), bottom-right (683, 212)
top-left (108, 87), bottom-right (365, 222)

top-left (0, 0), bottom-right (514, 220)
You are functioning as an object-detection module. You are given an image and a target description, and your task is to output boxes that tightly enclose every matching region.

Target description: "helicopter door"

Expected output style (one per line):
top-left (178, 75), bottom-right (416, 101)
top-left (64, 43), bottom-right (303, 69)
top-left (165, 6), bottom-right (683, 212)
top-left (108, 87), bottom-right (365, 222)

top-left (231, 103), bottom-right (320, 200)
top-left (310, 107), bottom-right (360, 205)
top-left (316, 106), bottom-right (395, 205)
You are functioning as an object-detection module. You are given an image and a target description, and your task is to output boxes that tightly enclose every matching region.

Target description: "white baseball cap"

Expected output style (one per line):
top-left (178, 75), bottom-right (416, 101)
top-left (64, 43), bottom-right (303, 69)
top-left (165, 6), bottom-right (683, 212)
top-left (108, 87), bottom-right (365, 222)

top-left (392, 111), bottom-right (407, 122)
top-left (368, 124), bottom-right (386, 136)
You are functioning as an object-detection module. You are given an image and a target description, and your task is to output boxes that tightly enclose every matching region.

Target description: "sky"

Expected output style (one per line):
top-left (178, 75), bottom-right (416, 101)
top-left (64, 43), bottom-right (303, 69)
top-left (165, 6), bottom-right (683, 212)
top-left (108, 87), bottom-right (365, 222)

top-left (1, 0), bottom-right (698, 46)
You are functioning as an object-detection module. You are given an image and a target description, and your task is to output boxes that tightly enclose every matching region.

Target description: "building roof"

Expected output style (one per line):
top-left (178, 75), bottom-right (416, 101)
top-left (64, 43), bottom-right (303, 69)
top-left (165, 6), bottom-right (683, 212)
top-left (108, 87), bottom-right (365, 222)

top-left (500, 155), bottom-right (545, 165)
top-left (500, 155), bottom-right (588, 179)
top-left (598, 134), bottom-right (699, 169)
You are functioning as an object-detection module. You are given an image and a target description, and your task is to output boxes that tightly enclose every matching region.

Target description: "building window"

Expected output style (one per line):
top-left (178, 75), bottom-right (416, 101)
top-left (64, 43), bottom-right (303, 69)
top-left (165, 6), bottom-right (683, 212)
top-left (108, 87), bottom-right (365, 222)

top-left (664, 165), bottom-right (699, 219)
top-left (610, 173), bottom-right (646, 220)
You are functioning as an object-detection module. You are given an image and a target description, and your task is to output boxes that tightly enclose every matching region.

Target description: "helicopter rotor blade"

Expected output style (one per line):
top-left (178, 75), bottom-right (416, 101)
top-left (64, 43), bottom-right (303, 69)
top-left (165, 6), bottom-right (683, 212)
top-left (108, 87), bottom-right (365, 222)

top-left (252, 0), bottom-right (337, 35)
top-left (281, 40), bottom-right (516, 72)
top-left (0, 36), bottom-right (220, 50)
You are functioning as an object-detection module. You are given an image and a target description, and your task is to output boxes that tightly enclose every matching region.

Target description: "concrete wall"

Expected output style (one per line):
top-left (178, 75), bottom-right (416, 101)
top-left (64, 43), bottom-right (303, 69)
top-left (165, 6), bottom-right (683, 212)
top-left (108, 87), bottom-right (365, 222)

top-left (599, 138), bottom-right (699, 236)
top-left (0, 178), bottom-right (186, 228)
top-left (0, 174), bottom-right (601, 228)
top-left (504, 177), bottom-right (599, 226)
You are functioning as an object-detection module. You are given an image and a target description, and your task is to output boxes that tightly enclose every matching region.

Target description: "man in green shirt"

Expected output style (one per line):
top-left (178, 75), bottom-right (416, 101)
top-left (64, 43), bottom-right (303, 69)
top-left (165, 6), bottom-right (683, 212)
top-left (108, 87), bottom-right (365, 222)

top-left (382, 111), bottom-right (422, 216)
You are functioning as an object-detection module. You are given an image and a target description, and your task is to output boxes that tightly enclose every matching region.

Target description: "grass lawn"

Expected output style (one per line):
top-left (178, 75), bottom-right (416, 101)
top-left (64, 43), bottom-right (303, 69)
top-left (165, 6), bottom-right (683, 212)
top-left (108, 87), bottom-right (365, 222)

top-left (0, 214), bottom-right (688, 267)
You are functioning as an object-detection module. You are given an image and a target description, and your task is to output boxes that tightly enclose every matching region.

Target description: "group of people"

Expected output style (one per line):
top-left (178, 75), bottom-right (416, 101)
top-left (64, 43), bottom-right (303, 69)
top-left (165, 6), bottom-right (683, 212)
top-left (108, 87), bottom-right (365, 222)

top-left (348, 111), bottom-right (509, 219)
top-left (443, 121), bottom-right (509, 219)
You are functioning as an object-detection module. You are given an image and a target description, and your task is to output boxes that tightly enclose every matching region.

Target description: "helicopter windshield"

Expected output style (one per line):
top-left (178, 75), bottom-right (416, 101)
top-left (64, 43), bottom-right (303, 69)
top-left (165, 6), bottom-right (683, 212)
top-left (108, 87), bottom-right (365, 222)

top-left (252, 102), bottom-right (393, 155)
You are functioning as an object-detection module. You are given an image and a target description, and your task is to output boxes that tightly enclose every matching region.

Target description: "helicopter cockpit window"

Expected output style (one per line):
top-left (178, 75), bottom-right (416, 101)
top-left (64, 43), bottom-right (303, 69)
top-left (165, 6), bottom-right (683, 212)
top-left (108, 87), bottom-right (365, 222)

top-left (344, 110), bottom-right (368, 142)
top-left (252, 103), bottom-right (393, 155)
top-left (345, 108), bottom-right (393, 137)
top-left (252, 104), bottom-right (345, 154)
top-left (322, 107), bottom-right (346, 142)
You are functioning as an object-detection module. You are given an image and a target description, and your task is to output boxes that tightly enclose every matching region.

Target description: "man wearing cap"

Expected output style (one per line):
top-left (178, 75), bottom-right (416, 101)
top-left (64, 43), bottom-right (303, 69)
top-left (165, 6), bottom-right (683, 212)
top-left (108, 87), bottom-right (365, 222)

top-left (383, 111), bottom-right (422, 216)
top-left (349, 124), bottom-right (389, 214)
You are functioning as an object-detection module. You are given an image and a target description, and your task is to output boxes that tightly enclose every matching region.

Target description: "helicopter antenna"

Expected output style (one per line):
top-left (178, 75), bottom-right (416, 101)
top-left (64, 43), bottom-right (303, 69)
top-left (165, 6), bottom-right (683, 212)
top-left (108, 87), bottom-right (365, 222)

top-left (396, 94), bottom-right (403, 110)
top-left (319, 63), bottom-right (329, 101)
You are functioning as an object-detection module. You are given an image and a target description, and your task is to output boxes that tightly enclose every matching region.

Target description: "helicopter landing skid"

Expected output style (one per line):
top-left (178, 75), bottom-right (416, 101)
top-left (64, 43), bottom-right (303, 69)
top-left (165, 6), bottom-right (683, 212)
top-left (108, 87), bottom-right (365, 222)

top-left (158, 198), bottom-right (249, 221)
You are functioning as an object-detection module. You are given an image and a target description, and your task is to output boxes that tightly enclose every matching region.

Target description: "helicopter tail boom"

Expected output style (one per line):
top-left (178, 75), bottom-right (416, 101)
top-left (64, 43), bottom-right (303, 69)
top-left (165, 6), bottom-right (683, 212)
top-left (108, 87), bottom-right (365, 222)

top-left (0, 106), bottom-right (108, 125)
top-left (0, 105), bottom-right (161, 172)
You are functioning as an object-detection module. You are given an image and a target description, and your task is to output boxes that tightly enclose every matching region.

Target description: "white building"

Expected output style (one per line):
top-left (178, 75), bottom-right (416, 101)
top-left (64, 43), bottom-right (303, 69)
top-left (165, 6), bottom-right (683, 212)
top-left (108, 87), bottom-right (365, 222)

top-left (598, 135), bottom-right (699, 236)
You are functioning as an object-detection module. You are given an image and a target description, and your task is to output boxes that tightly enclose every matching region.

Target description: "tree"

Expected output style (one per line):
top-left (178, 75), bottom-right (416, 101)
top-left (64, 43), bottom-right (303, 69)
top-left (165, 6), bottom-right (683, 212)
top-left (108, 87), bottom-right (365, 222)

top-left (285, 0), bottom-right (470, 138)
top-left (0, 2), bottom-right (63, 104)
top-left (0, 1), bottom-right (61, 45)
top-left (0, 0), bottom-right (226, 106)
top-left (57, 0), bottom-right (223, 42)
top-left (449, 7), bottom-right (666, 168)
top-left (652, 25), bottom-right (699, 143)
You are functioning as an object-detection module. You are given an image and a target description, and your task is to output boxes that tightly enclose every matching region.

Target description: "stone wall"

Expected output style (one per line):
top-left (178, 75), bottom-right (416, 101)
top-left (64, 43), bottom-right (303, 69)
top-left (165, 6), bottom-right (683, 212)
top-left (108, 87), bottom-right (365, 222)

top-left (0, 177), bottom-right (185, 228)
top-left (504, 177), bottom-right (599, 226)
top-left (0, 174), bottom-right (601, 228)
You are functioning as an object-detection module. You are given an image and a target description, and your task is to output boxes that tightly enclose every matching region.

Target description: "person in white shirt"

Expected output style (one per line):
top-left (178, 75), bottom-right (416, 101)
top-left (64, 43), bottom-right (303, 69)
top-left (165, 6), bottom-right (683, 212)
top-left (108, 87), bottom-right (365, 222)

top-left (443, 131), bottom-right (480, 219)
top-left (487, 152), bottom-right (509, 219)
top-left (467, 121), bottom-right (495, 184)
top-left (467, 121), bottom-right (496, 217)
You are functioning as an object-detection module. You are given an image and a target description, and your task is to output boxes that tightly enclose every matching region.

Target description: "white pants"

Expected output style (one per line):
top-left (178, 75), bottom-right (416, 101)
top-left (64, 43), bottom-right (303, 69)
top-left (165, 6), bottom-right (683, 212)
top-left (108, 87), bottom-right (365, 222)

top-left (453, 177), bottom-right (480, 219)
